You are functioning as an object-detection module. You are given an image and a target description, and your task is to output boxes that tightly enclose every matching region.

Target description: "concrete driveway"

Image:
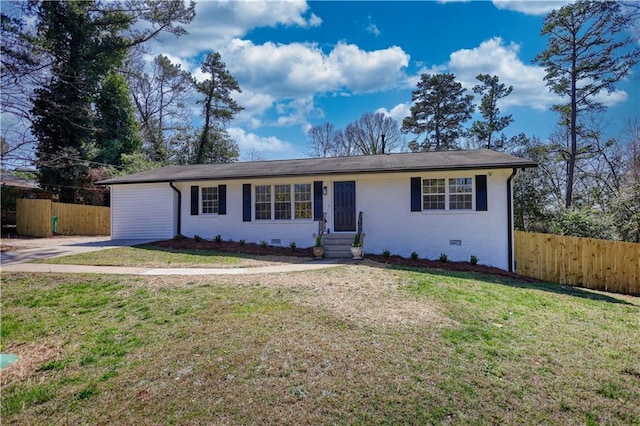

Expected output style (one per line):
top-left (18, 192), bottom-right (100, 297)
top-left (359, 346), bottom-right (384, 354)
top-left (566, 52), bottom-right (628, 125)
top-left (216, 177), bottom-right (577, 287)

top-left (0, 236), bottom-right (154, 266)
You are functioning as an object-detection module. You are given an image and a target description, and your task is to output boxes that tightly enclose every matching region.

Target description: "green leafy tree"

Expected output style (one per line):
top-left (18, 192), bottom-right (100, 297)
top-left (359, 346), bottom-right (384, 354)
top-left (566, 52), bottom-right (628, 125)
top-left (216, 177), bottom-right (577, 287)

top-left (512, 135), bottom-right (554, 232)
top-left (470, 74), bottom-right (513, 150)
top-left (402, 73), bottom-right (474, 152)
top-left (23, 0), bottom-right (194, 202)
top-left (94, 72), bottom-right (142, 166)
top-left (194, 52), bottom-right (243, 164)
top-left (31, 1), bottom-right (116, 201)
top-left (534, 0), bottom-right (639, 208)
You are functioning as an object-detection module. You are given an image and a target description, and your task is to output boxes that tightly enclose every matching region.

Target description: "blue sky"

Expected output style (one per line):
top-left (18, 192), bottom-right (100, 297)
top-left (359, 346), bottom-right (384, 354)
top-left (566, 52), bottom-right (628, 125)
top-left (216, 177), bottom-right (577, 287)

top-left (35, 1), bottom-right (640, 161)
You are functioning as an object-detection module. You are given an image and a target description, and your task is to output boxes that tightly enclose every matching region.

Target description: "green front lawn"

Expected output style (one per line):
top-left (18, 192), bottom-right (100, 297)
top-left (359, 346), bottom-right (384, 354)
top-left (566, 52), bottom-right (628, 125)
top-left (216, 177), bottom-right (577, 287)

top-left (33, 245), bottom-right (297, 268)
top-left (2, 265), bottom-right (638, 424)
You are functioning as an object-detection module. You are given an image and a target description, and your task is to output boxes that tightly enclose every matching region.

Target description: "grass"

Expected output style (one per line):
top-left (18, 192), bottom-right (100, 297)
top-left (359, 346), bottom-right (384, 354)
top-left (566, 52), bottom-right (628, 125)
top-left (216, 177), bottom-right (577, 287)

top-left (2, 265), bottom-right (639, 425)
top-left (32, 245), bottom-right (257, 268)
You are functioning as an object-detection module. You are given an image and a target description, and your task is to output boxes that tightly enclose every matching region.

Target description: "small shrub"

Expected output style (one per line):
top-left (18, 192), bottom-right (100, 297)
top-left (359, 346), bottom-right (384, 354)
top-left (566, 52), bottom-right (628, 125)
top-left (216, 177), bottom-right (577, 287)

top-left (172, 234), bottom-right (185, 240)
top-left (470, 255), bottom-right (478, 265)
top-left (260, 241), bottom-right (268, 249)
top-left (214, 234), bottom-right (223, 243)
top-left (239, 239), bottom-right (246, 246)
top-left (193, 234), bottom-right (202, 242)
top-left (410, 251), bottom-right (419, 260)
top-left (382, 249), bottom-right (390, 258)
top-left (352, 233), bottom-right (361, 247)
top-left (315, 235), bottom-right (323, 247)
top-left (289, 241), bottom-right (297, 250)
top-left (439, 253), bottom-right (448, 263)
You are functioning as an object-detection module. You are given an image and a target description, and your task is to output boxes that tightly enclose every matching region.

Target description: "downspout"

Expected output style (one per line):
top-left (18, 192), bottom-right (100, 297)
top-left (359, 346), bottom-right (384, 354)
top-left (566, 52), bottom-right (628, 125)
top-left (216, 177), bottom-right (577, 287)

top-left (506, 168), bottom-right (517, 273)
top-left (169, 182), bottom-right (181, 236)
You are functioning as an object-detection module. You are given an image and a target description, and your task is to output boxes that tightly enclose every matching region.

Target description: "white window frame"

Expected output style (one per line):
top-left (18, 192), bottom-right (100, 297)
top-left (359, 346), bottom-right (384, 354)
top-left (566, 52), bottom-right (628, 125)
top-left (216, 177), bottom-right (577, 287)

top-left (255, 183), bottom-right (313, 221)
top-left (201, 186), bottom-right (219, 215)
top-left (422, 177), bottom-right (474, 211)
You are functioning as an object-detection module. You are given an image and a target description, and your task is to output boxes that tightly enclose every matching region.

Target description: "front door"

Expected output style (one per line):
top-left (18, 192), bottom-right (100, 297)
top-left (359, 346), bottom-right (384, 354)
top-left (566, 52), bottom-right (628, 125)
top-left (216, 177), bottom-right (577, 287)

top-left (334, 181), bottom-right (356, 232)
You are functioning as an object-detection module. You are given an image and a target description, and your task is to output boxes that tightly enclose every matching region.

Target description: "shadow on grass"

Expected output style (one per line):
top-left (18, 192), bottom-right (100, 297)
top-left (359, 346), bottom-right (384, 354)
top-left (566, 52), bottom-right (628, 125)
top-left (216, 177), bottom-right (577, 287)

top-left (389, 264), bottom-right (639, 307)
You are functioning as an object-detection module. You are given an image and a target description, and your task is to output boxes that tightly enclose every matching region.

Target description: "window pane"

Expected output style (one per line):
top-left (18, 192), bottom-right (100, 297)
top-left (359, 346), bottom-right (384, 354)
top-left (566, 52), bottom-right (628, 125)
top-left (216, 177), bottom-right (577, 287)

top-left (202, 187), bottom-right (218, 214)
top-left (255, 185), bottom-right (271, 220)
top-left (423, 194), bottom-right (445, 210)
top-left (274, 185), bottom-right (291, 220)
top-left (294, 184), bottom-right (312, 219)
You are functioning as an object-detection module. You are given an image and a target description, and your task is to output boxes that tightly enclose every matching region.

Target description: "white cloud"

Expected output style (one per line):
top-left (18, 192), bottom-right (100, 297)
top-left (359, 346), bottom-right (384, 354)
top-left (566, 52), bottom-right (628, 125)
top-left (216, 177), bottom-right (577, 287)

top-left (221, 39), bottom-right (409, 99)
top-left (441, 37), bottom-right (629, 111)
top-left (492, 1), bottom-right (572, 16)
top-left (150, 0), bottom-right (321, 58)
top-left (227, 127), bottom-right (297, 159)
top-left (365, 16), bottom-right (381, 36)
top-left (376, 103), bottom-right (411, 124)
top-left (444, 37), bottom-right (555, 110)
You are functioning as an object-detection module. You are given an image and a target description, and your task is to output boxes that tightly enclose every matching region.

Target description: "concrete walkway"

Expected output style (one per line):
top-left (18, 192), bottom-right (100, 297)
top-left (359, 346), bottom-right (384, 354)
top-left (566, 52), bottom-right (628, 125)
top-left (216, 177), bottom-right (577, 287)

top-left (0, 236), bottom-right (156, 266)
top-left (1, 259), bottom-right (350, 276)
top-left (0, 236), bottom-right (351, 276)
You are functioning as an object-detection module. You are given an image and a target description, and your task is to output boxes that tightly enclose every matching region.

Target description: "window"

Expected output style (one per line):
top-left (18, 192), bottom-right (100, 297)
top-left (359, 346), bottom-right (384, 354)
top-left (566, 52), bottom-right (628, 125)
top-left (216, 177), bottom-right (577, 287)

top-left (255, 185), bottom-right (271, 220)
top-left (423, 179), bottom-right (445, 210)
top-left (449, 177), bottom-right (473, 210)
top-left (294, 184), bottom-right (312, 219)
top-left (202, 187), bottom-right (218, 214)
top-left (274, 184), bottom-right (291, 220)
top-left (422, 177), bottom-right (473, 211)
top-left (255, 183), bottom-right (313, 220)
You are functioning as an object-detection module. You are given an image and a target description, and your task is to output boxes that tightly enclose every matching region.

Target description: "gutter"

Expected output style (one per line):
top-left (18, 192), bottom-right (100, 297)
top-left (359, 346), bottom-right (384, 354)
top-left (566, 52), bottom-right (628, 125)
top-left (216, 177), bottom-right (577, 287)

top-left (506, 168), bottom-right (517, 273)
top-left (169, 182), bottom-right (181, 236)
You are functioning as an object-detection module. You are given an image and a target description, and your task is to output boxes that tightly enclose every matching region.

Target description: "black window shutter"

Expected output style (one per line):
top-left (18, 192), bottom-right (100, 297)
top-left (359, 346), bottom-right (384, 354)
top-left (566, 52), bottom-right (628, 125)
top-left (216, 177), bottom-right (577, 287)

top-left (218, 185), bottom-right (226, 215)
top-left (476, 175), bottom-right (488, 211)
top-left (242, 184), bottom-right (251, 222)
top-left (410, 177), bottom-right (421, 212)
top-left (191, 186), bottom-right (199, 215)
top-left (313, 181), bottom-right (323, 220)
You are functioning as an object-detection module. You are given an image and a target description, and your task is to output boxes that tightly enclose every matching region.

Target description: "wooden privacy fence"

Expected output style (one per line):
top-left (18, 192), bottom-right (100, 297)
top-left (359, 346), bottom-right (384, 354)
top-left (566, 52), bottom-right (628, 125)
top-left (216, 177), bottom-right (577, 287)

top-left (17, 199), bottom-right (110, 237)
top-left (515, 231), bottom-right (640, 296)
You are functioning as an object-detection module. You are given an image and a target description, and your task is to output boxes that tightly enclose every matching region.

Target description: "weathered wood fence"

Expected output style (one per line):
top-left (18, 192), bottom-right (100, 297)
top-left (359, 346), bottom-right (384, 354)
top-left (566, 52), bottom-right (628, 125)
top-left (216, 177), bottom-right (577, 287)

top-left (17, 199), bottom-right (110, 237)
top-left (515, 231), bottom-right (639, 295)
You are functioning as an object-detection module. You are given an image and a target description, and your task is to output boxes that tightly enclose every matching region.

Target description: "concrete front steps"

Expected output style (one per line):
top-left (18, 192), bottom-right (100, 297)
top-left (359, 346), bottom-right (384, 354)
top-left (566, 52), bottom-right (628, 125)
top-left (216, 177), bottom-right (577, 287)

top-left (322, 233), bottom-right (356, 258)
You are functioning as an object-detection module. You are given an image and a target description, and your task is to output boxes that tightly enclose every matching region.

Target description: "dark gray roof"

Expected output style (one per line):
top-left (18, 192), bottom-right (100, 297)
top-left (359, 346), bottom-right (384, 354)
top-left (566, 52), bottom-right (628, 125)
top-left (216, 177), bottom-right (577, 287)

top-left (98, 149), bottom-right (537, 185)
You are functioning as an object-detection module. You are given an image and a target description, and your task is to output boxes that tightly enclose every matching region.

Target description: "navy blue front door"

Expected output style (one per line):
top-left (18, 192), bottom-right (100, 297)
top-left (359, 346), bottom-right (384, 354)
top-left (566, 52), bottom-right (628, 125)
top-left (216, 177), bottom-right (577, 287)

top-left (334, 181), bottom-right (356, 232)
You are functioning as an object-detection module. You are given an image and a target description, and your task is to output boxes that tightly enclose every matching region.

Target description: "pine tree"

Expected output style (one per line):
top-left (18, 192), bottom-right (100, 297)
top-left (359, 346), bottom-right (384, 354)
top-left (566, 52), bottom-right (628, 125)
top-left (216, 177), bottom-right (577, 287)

top-left (470, 74), bottom-right (513, 150)
top-left (534, 0), bottom-right (639, 208)
top-left (194, 52), bottom-right (243, 164)
top-left (402, 73), bottom-right (474, 151)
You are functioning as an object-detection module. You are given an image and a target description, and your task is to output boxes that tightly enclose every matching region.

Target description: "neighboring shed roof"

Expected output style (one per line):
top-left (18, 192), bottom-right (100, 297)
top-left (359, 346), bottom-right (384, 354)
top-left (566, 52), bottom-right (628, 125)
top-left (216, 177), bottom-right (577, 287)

top-left (98, 149), bottom-right (537, 185)
top-left (0, 173), bottom-right (40, 190)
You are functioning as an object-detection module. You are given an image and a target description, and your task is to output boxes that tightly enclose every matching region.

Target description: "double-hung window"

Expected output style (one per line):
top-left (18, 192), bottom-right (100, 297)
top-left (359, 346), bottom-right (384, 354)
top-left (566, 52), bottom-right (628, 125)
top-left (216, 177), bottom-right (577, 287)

top-left (274, 184), bottom-right (291, 220)
top-left (255, 185), bottom-right (271, 220)
top-left (294, 184), bottom-right (312, 219)
top-left (201, 187), bottom-right (218, 214)
top-left (448, 178), bottom-right (473, 210)
top-left (255, 183), bottom-right (313, 220)
top-left (422, 177), bottom-right (473, 211)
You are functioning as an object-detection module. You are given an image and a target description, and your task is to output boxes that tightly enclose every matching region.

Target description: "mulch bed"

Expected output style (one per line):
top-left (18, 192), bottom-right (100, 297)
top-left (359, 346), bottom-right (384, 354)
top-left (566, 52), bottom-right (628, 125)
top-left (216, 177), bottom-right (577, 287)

top-left (148, 237), bottom-right (540, 282)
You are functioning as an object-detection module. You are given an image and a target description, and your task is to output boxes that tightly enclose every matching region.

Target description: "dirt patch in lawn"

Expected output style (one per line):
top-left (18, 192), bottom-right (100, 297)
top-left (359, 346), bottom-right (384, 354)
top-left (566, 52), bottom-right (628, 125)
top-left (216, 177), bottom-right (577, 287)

top-left (1, 342), bottom-right (64, 386)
